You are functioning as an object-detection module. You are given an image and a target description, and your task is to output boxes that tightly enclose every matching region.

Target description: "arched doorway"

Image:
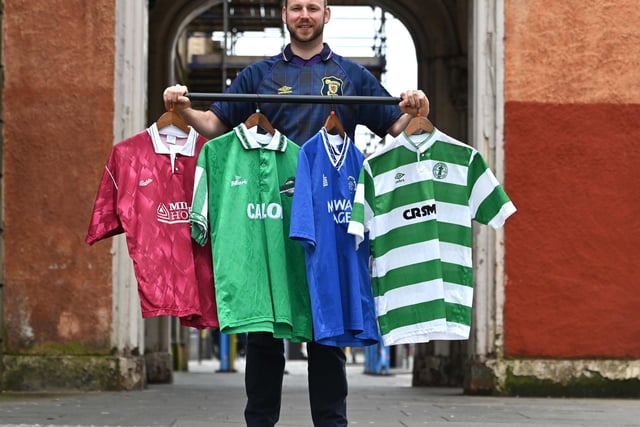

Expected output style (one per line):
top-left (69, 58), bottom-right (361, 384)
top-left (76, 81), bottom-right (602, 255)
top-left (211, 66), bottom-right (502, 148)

top-left (146, 0), bottom-right (482, 388)
top-left (148, 0), bottom-right (468, 140)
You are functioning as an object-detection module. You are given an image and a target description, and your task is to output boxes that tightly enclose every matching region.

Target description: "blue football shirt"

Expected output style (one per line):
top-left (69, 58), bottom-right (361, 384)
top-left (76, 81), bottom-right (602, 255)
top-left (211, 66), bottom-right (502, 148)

top-left (290, 128), bottom-right (379, 347)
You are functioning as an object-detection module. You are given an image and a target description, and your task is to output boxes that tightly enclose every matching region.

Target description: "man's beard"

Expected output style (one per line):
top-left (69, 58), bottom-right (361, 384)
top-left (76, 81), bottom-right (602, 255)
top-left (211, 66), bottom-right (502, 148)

top-left (286, 20), bottom-right (325, 44)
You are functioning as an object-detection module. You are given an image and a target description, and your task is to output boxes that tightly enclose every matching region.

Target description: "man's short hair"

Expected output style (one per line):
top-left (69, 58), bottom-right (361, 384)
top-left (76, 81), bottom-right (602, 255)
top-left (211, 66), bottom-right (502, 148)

top-left (285, 0), bottom-right (328, 7)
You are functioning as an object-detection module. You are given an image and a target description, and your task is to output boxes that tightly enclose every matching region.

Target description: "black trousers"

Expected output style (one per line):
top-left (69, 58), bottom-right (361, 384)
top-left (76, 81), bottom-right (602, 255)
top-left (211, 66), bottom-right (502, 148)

top-left (244, 332), bottom-right (348, 427)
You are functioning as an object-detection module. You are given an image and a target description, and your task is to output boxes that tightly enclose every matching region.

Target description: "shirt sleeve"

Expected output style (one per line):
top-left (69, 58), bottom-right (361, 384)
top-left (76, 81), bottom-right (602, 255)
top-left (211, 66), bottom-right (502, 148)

top-left (354, 64), bottom-right (403, 137)
top-left (85, 150), bottom-right (124, 245)
top-left (289, 148), bottom-right (317, 250)
top-left (190, 151), bottom-right (210, 246)
top-left (347, 164), bottom-right (369, 249)
top-left (209, 63), bottom-right (263, 129)
top-left (468, 150), bottom-right (517, 228)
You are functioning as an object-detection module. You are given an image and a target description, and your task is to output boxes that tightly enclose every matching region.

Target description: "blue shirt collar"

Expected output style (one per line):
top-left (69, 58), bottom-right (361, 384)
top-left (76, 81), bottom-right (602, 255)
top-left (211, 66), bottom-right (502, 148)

top-left (282, 43), bottom-right (333, 66)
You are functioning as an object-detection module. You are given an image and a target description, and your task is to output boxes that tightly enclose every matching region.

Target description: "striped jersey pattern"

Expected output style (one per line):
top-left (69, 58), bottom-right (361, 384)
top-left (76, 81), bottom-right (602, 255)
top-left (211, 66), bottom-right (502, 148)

top-left (347, 128), bottom-right (516, 345)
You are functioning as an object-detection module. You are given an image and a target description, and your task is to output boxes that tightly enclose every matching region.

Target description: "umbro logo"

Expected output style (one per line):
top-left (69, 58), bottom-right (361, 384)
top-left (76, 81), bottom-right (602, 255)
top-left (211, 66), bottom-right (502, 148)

top-left (139, 178), bottom-right (153, 187)
top-left (278, 85), bottom-right (293, 95)
top-left (394, 173), bottom-right (405, 184)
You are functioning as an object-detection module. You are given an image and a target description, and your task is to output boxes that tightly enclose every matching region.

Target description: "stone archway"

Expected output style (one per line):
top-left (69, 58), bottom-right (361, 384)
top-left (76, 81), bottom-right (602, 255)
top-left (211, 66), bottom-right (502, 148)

top-left (146, 0), bottom-right (483, 388)
top-left (148, 0), bottom-right (468, 139)
top-left (148, 0), bottom-right (219, 124)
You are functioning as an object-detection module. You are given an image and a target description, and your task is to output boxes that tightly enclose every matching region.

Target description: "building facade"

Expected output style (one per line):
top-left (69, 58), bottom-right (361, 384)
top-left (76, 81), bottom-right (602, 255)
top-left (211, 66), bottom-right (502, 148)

top-left (1, 0), bottom-right (638, 395)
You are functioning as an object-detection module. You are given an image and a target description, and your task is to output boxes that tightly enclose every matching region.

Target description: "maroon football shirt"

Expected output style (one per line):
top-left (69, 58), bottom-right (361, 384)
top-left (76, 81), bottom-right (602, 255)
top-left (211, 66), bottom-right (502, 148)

top-left (86, 124), bottom-right (217, 329)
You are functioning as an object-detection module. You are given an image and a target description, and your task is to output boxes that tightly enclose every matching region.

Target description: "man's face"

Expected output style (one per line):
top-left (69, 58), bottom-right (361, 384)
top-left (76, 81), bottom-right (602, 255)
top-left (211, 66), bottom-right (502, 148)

top-left (283, 0), bottom-right (329, 44)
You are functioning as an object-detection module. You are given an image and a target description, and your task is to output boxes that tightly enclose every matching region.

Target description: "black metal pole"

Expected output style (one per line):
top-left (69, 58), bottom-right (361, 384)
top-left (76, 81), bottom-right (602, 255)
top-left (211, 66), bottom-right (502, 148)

top-left (186, 93), bottom-right (402, 105)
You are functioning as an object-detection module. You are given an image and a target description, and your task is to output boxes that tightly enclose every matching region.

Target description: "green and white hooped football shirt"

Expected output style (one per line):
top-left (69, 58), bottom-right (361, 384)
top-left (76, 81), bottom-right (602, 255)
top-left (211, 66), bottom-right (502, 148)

top-left (347, 128), bottom-right (516, 346)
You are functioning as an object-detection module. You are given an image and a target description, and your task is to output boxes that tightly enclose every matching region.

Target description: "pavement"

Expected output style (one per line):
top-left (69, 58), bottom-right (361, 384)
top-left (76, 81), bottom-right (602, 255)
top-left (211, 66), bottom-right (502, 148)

top-left (1, 356), bottom-right (639, 427)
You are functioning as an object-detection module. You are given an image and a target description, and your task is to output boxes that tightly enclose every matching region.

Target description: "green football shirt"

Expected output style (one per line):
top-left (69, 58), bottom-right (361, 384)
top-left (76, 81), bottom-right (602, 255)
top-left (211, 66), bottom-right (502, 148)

top-left (348, 128), bottom-right (516, 345)
top-left (191, 124), bottom-right (312, 342)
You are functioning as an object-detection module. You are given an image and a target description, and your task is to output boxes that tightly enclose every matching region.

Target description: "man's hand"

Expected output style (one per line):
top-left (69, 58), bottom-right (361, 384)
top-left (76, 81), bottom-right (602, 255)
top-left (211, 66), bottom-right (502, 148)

top-left (386, 89), bottom-right (431, 137)
top-left (399, 89), bottom-right (429, 117)
top-left (163, 84), bottom-right (191, 112)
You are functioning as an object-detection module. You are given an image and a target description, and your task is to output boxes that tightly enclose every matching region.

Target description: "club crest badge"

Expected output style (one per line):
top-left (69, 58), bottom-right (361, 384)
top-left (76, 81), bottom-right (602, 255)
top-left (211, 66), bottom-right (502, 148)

top-left (321, 76), bottom-right (343, 97)
top-left (433, 162), bottom-right (448, 179)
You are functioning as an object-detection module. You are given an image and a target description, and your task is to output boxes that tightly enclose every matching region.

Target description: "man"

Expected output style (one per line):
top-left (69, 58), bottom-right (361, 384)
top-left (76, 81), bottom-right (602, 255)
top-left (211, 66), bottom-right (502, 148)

top-left (164, 1), bottom-right (429, 425)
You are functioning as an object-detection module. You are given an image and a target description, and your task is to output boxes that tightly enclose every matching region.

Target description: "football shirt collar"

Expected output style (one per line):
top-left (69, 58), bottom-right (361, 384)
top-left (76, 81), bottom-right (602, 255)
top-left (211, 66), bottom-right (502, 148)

top-left (148, 123), bottom-right (197, 156)
top-left (282, 43), bottom-right (333, 66)
top-left (235, 123), bottom-right (288, 152)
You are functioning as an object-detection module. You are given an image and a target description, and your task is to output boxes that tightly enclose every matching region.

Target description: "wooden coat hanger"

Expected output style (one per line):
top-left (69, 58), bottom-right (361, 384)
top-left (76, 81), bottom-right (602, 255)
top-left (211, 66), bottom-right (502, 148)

top-left (404, 112), bottom-right (434, 136)
top-left (244, 107), bottom-right (275, 135)
top-left (156, 106), bottom-right (190, 134)
top-left (323, 110), bottom-right (345, 138)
